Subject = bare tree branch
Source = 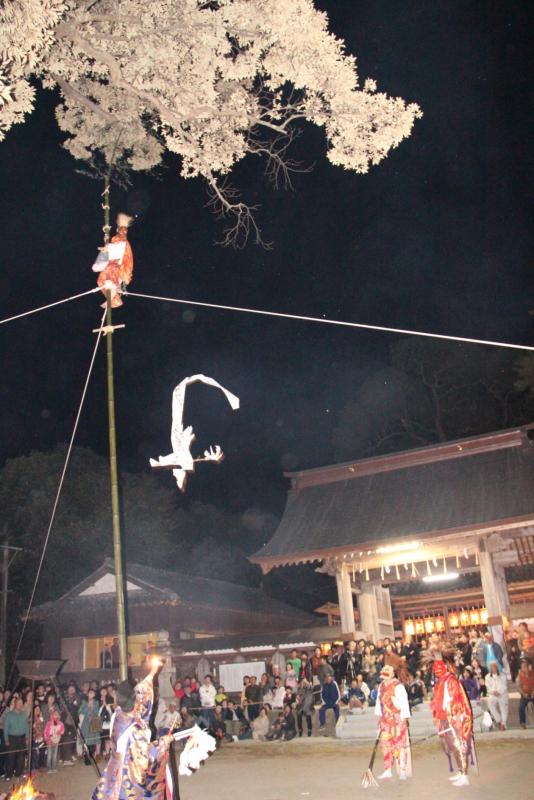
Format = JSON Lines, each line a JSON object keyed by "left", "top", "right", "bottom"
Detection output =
{"left": 54, "top": 77, "right": 117, "bottom": 123}
{"left": 248, "top": 128, "right": 312, "bottom": 191}
{"left": 206, "top": 177, "right": 271, "bottom": 249}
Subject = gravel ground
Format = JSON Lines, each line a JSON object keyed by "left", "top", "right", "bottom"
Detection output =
{"left": 8, "top": 736, "right": 532, "bottom": 800}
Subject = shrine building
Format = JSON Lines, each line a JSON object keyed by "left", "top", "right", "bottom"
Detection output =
{"left": 250, "top": 425, "right": 534, "bottom": 651}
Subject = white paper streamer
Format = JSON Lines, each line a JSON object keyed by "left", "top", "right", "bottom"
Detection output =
{"left": 150, "top": 374, "right": 239, "bottom": 491}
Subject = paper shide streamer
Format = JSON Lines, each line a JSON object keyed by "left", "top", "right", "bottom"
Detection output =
{"left": 150, "top": 374, "right": 239, "bottom": 491}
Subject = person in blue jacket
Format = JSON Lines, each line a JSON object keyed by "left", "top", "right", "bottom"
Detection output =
{"left": 318, "top": 674, "right": 341, "bottom": 731}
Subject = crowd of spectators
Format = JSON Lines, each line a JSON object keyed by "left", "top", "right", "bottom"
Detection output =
{"left": 0, "top": 621, "right": 532, "bottom": 774}
{"left": 160, "top": 622, "right": 534, "bottom": 746}
{"left": 0, "top": 679, "right": 116, "bottom": 781}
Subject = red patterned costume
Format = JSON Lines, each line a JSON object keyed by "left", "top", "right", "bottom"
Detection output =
{"left": 94, "top": 213, "right": 134, "bottom": 308}
{"left": 374, "top": 661, "right": 412, "bottom": 780}
{"left": 430, "top": 658, "right": 474, "bottom": 786}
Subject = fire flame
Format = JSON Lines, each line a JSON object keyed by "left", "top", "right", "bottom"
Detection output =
{"left": 9, "top": 778, "right": 39, "bottom": 799}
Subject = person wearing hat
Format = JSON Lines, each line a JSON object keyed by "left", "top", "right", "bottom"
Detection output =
{"left": 91, "top": 657, "right": 177, "bottom": 799}
{"left": 93, "top": 212, "right": 134, "bottom": 308}
{"left": 374, "top": 655, "right": 411, "bottom": 781}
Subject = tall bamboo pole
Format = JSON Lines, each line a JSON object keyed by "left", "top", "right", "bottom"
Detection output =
{"left": 102, "top": 174, "right": 128, "bottom": 682}
{"left": 0, "top": 543, "right": 9, "bottom": 687}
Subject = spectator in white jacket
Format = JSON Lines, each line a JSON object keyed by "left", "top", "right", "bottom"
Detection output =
{"left": 199, "top": 675, "right": 217, "bottom": 727}
{"left": 271, "top": 677, "right": 287, "bottom": 709}
{"left": 486, "top": 661, "right": 509, "bottom": 730}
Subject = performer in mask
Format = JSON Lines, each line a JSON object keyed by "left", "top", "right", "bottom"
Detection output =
{"left": 91, "top": 658, "right": 214, "bottom": 800}
{"left": 428, "top": 641, "right": 475, "bottom": 788}
{"left": 92, "top": 213, "right": 134, "bottom": 309}
{"left": 374, "top": 654, "right": 412, "bottom": 781}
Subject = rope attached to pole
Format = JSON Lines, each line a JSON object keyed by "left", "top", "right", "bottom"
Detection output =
{"left": 126, "top": 290, "right": 534, "bottom": 354}
{"left": 0, "top": 288, "right": 101, "bottom": 326}
{"left": 5, "top": 309, "right": 107, "bottom": 688}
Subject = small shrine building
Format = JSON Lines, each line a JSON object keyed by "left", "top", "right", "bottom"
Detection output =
{"left": 250, "top": 425, "right": 534, "bottom": 654}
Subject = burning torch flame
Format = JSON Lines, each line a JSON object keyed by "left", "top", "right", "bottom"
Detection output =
{"left": 9, "top": 778, "right": 39, "bottom": 799}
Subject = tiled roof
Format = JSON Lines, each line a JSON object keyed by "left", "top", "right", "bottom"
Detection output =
{"left": 30, "top": 559, "right": 316, "bottom": 624}
{"left": 251, "top": 427, "right": 534, "bottom": 568}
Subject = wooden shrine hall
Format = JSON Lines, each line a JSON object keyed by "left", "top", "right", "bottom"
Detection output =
{"left": 250, "top": 425, "right": 534, "bottom": 651}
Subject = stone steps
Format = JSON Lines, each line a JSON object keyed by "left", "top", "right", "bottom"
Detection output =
{"left": 336, "top": 701, "right": 489, "bottom": 740}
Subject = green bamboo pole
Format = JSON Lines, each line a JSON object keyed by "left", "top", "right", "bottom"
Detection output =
{"left": 102, "top": 173, "right": 128, "bottom": 682}
{"left": 105, "top": 290, "right": 128, "bottom": 682}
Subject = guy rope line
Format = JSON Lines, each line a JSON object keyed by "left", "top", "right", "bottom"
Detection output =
{"left": 126, "top": 290, "right": 534, "bottom": 353}
{"left": 0, "top": 287, "right": 101, "bottom": 326}
{"left": 5, "top": 309, "right": 107, "bottom": 688}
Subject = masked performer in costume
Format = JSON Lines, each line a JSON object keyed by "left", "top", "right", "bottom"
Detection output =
{"left": 92, "top": 213, "right": 134, "bottom": 309}
{"left": 91, "top": 658, "right": 214, "bottom": 800}
{"left": 374, "top": 654, "right": 412, "bottom": 781}
{"left": 428, "top": 641, "right": 474, "bottom": 788}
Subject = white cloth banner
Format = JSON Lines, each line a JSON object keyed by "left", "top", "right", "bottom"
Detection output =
{"left": 218, "top": 661, "right": 266, "bottom": 693}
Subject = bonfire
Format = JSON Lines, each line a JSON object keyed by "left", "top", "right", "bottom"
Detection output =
{"left": 0, "top": 778, "right": 55, "bottom": 800}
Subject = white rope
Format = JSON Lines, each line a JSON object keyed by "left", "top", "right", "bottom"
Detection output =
{"left": 0, "top": 287, "right": 101, "bottom": 326}
{"left": 126, "top": 291, "right": 534, "bottom": 353}
{"left": 6, "top": 309, "right": 107, "bottom": 687}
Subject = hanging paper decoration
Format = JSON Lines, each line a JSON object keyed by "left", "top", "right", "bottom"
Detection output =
{"left": 456, "top": 553, "right": 460, "bottom": 569}
{"left": 380, "top": 565, "right": 384, "bottom": 580}
{"left": 411, "top": 562, "right": 419, "bottom": 578}
{"left": 365, "top": 567, "right": 370, "bottom": 581}
{"left": 443, "top": 555, "right": 447, "bottom": 573}
{"left": 475, "top": 551, "right": 479, "bottom": 565}
{"left": 150, "top": 374, "right": 239, "bottom": 491}
{"left": 426, "top": 560, "right": 431, "bottom": 576}
{"left": 395, "top": 564, "right": 400, "bottom": 580}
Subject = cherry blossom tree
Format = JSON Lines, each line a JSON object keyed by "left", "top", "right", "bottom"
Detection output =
{"left": 1, "top": 0, "right": 421, "bottom": 245}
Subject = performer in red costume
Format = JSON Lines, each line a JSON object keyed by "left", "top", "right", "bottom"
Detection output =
{"left": 92, "top": 213, "right": 134, "bottom": 308}
{"left": 428, "top": 641, "right": 475, "bottom": 788}
{"left": 374, "top": 654, "right": 412, "bottom": 781}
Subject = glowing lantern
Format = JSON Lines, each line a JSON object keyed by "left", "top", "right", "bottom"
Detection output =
{"left": 424, "top": 617, "right": 435, "bottom": 634}
{"left": 459, "top": 610, "right": 470, "bottom": 627}
{"left": 415, "top": 619, "right": 425, "bottom": 635}
{"left": 404, "top": 619, "right": 415, "bottom": 637}
{"left": 435, "top": 617, "right": 445, "bottom": 633}
{"left": 470, "top": 609, "right": 480, "bottom": 625}
{"left": 449, "top": 612, "right": 459, "bottom": 628}
{"left": 480, "top": 608, "right": 488, "bottom": 625}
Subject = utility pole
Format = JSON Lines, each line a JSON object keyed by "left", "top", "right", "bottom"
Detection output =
{"left": 0, "top": 541, "right": 23, "bottom": 687}
{"left": 102, "top": 174, "right": 128, "bottom": 683}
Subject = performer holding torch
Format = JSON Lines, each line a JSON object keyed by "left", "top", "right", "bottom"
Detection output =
{"left": 91, "top": 656, "right": 214, "bottom": 800}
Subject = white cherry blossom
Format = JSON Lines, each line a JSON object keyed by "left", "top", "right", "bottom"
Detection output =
{"left": 1, "top": 0, "right": 422, "bottom": 245}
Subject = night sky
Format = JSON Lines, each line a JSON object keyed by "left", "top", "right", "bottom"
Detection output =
{"left": 0, "top": 0, "right": 532, "bottom": 524}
